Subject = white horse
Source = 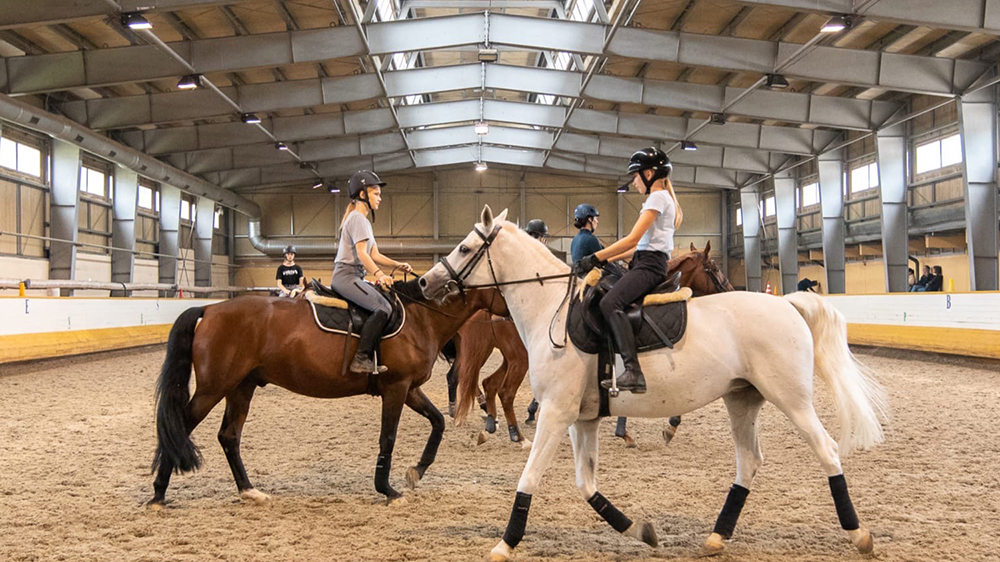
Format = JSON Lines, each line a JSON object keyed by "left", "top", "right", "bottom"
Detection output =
{"left": 418, "top": 206, "right": 889, "bottom": 561}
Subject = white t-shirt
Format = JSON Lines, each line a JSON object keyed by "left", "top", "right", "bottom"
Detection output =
{"left": 336, "top": 210, "right": 377, "bottom": 265}
{"left": 636, "top": 190, "right": 675, "bottom": 255}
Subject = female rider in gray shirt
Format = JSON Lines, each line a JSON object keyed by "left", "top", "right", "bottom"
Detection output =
{"left": 332, "top": 170, "right": 412, "bottom": 374}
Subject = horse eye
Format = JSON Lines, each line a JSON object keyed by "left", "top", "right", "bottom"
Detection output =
{"left": 459, "top": 245, "right": 470, "bottom": 255}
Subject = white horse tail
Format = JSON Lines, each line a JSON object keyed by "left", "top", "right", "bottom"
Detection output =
{"left": 783, "top": 292, "right": 889, "bottom": 454}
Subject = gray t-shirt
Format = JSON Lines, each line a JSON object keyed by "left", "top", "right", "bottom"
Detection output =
{"left": 636, "top": 190, "right": 676, "bottom": 255}
{"left": 335, "top": 210, "right": 377, "bottom": 266}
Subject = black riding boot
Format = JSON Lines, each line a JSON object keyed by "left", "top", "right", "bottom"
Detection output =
{"left": 350, "top": 309, "right": 389, "bottom": 374}
{"left": 602, "top": 309, "right": 646, "bottom": 394}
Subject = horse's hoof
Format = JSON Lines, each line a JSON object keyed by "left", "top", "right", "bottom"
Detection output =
{"left": 625, "top": 521, "right": 658, "bottom": 547}
{"left": 405, "top": 467, "right": 421, "bottom": 490}
{"left": 623, "top": 434, "right": 638, "bottom": 449}
{"left": 240, "top": 489, "right": 270, "bottom": 504}
{"left": 698, "top": 533, "right": 725, "bottom": 557}
{"left": 849, "top": 528, "right": 874, "bottom": 556}
{"left": 477, "top": 430, "right": 489, "bottom": 446}
{"left": 520, "top": 439, "right": 533, "bottom": 451}
{"left": 489, "top": 540, "right": 513, "bottom": 562}
{"left": 448, "top": 401, "right": 455, "bottom": 418}
{"left": 662, "top": 425, "right": 677, "bottom": 446}
{"left": 145, "top": 499, "right": 164, "bottom": 511}
{"left": 387, "top": 494, "right": 407, "bottom": 506}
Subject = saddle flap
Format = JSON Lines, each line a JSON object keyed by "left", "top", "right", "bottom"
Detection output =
{"left": 307, "top": 286, "right": 406, "bottom": 340}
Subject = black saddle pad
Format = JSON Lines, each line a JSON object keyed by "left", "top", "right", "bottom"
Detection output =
{"left": 307, "top": 280, "right": 405, "bottom": 339}
{"left": 567, "top": 268, "right": 687, "bottom": 354}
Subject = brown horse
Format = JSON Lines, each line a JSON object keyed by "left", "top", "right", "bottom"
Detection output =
{"left": 148, "top": 280, "right": 506, "bottom": 507}
{"left": 450, "top": 241, "right": 734, "bottom": 447}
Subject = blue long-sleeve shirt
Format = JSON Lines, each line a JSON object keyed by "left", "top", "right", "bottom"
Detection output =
{"left": 571, "top": 228, "right": 603, "bottom": 262}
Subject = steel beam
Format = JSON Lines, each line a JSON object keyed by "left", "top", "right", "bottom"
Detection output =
{"left": 736, "top": 0, "right": 1000, "bottom": 35}
{"left": 194, "top": 197, "right": 215, "bottom": 287}
{"left": 49, "top": 139, "right": 81, "bottom": 294}
{"left": 61, "top": 64, "right": 899, "bottom": 132}
{"left": 0, "top": 0, "right": 240, "bottom": 30}
{"left": 740, "top": 188, "right": 762, "bottom": 292}
{"left": 6, "top": 11, "right": 984, "bottom": 96}
{"left": 875, "top": 123, "right": 909, "bottom": 292}
{"left": 111, "top": 166, "right": 139, "bottom": 296}
{"left": 817, "top": 150, "right": 846, "bottom": 293}
{"left": 959, "top": 84, "right": 999, "bottom": 290}
{"left": 159, "top": 185, "right": 181, "bottom": 297}
{"left": 773, "top": 171, "right": 798, "bottom": 294}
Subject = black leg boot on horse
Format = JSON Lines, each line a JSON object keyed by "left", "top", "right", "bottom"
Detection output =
{"left": 602, "top": 309, "right": 646, "bottom": 394}
{"left": 350, "top": 309, "right": 390, "bottom": 374}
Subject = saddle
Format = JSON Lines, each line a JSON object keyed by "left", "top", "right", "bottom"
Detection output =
{"left": 305, "top": 279, "right": 405, "bottom": 340}
{"left": 567, "top": 268, "right": 689, "bottom": 355}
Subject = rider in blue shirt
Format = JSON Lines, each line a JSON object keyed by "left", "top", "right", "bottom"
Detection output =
{"left": 570, "top": 204, "right": 602, "bottom": 263}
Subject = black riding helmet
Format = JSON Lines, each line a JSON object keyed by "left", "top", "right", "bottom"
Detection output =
{"left": 627, "top": 147, "right": 673, "bottom": 192}
{"left": 573, "top": 203, "right": 599, "bottom": 229}
{"left": 525, "top": 219, "right": 548, "bottom": 239}
{"left": 348, "top": 169, "right": 386, "bottom": 223}
{"left": 283, "top": 245, "right": 296, "bottom": 256}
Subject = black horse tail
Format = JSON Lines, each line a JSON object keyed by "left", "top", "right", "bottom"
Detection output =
{"left": 152, "top": 306, "right": 206, "bottom": 474}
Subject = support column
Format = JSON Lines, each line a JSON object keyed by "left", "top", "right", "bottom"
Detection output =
{"left": 720, "top": 192, "right": 729, "bottom": 277}
{"left": 818, "top": 151, "right": 846, "bottom": 294}
{"left": 959, "top": 86, "right": 999, "bottom": 291}
{"left": 740, "top": 188, "right": 762, "bottom": 292}
{"left": 433, "top": 179, "right": 440, "bottom": 263}
{"left": 159, "top": 185, "right": 181, "bottom": 297}
{"left": 49, "top": 140, "right": 81, "bottom": 295}
{"left": 111, "top": 167, "right": 138, "bottom": 296}
{"left": 773, "top": 172, "right": 798, "bottom": 295}
{"left": 194, "top": 198, "right": 215, "bottom": 288}
{"left": 876, "top": 123, "right": 909, "bottom": 293}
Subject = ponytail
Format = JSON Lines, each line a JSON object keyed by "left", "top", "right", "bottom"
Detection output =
{"left": 340, "top": 200, "right": 361, "bottom": 229}
{"left": 664, "top": 178, "right": 683, "bottom": 229}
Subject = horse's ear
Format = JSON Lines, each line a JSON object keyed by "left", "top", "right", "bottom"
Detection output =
{"left": 704, "top": 239, "right": 711, "bottom": 255}
{"left": 690, "top": 242, "right": 697, "bottom": 252}
{"left": 496, "top": 208, "right": 509, "bottom": 224}
{"left": 481, "top": 205, "right": 494, "bottom": 229}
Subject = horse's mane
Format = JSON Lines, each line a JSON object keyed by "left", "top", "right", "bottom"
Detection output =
{"left": 392, "top": 278, "right": 427, "bottom": 303}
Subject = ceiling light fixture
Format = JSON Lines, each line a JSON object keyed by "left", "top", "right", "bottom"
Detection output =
{"left": 274, "top": 141, "right": 288, "bottom": 150}
{"left": 474, "top": 121, "right": 490, "bottom": 135}
{"left": 475, "top": 161, "right": 488, "bottom": 172}
{"left": 617, "top": 183, "right": 629, "bottom": 193}
{"left": 478, "top": 48, "right": 499, "bottom": 63}
{"left": 765, "top": 73, "right": 790, "bottom": 90}
{"left": 821, "top": 15, "right": 850, "bottom": 33}
{"left": 176, "top": 74, "right": 202, "bottom": 90}
{"left": 681, "top": 141, "right": 698, "bottom": 151}
{"left": 121, "top": 12, "right": 152, "bottom": 30}
{"left": 312, "top": 180, "right": 324, "bottom": 189}
{"left": 328, "top": 184, "right": 340, "bottom": 193}
{"left": 240, "top": 113, "right": 261, "bottom": 124}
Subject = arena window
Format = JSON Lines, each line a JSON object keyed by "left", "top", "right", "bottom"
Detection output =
{"left": 850, "top": 162, "right": 878, "bottom": 194}
{"left": 763, "top": 196, "right": 775, "bottom": 218}
{"left": 735, "top": 207, "right": 742, "bottom": 227}
{"left": 800, "top": 182, "right": 820, "bottom": 207}
{"left": 915, "top": 133, "right": 962, "bottom": 174}
{"left": 0, "top": 128, "right": 45, "bottom": 179}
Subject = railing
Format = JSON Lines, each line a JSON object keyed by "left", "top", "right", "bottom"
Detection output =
{"left": 0, "top": 278, "right": 271, "bottom": 296}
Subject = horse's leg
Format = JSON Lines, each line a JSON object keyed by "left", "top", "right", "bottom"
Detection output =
{"left": 402, "top": 386, "right": 445, "bottom": 490}
{"left": 445, "top": 359, "right": 458, "bottom": 418}
{"left": 701, "top": 389, "right": 765, "bottom": 556}
{"left": 571, "top": 419, "right": 657, "bottom": 546}
{"left": 614, "top": 417, "right": 637, "bottom": 448}
{"left": 776, "top": 400, "right": 874, "bottom": 555}
{"left": 663, "top": 416, "right": 681, "bottom": 446}
{"left": 489, "top": 400, "right": 579, "bottom": 562}
{"left": 217, "top": 378, "right": 268, "bottom": 504}
{"left": 482, "top": 360, "right": 506, "bottom": 435}
{"left": 525, "top": 398, "right": 538, "bottom": 424}
{"left": 497, "top": 356, "right": 530, "bottom": 449}
{"left": 375, "top": 383, "right": 410, "bottom": 503}
{"left": 148, "top": 390, "right": 224, "bottom": 508}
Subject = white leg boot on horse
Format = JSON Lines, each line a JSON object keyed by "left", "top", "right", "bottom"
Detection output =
{"left": 419, "top": 207, "right": 888, "bottom": 561}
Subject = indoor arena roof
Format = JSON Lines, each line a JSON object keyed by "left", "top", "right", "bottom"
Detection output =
{"left": 2, "top": 0, "right": 999, "bottom": 191}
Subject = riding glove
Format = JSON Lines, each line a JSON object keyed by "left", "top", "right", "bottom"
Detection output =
{"left": 574, "top": 253, "right": 606, "bottom": 275}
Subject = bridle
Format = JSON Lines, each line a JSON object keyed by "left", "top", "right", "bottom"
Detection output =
{"left": 436, "top": 223, "right": 576, "bottom": 348}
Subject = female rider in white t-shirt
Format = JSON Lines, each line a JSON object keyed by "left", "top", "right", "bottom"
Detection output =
{"left": 574, "top": 148, "right": 683, "bottom": 394}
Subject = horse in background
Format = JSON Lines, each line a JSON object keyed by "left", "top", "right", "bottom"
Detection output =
{"left": 449, "top": 241, "right": 734, "bottom": 448}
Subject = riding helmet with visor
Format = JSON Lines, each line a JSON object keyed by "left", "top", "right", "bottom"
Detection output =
{"left": 627, "top": 147, "right": 673, "bottom": 192}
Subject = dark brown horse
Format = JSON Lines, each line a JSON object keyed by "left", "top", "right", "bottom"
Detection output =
{"left": 148, "top": 280, "right": 506, "bottom": 507}
{"left": 450, "top": 241, "right": 734, "bottom": 447}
